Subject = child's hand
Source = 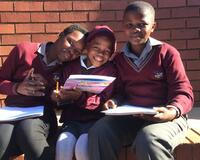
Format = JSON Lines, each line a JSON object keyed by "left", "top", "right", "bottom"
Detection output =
{"left": 103, "top": 99, "right": 117, "bottom": 110}
{"left": 31, "top": 73, "right": 48, "bottom": 86}
{"left": 136, "top": 106, "right": 177, "bottom": 122}
{"left": 51, "top": 90, "right": 60, "bottom": 102}
{"left": 16, "top": 68, "right": 46, "bottom": 96}
{"left": 59, "top": 86, "right": 82, "bottom": 101}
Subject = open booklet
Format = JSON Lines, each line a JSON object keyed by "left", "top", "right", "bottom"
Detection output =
{"left": 63, "top": 75, "right": 116, "bottom": 94}
{"left": 101, "top": 105, "right": 157, "bottom": 115}
{"left": 0, "top": 105, "right": 44, "bottom": 122}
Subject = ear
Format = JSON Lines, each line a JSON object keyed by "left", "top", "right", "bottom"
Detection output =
{"left": 151, "top": 22, "right": 157, "bottom": 33}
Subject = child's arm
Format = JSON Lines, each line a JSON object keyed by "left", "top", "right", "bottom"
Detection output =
{"left": 163, "top": 45, "right": 194, "bottom": 115}
{"left": 140, "top": 45, "right": 194, "bottom": 122}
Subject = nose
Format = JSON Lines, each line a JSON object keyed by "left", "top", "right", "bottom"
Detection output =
{"left": 131, "top": 25, "right": 141, "bottom": 32}
{"left": 96, "top": 51, "right": 106, "bottom": 58}
{"left": 126, "top": 24, "right": 142, "bottom": 32}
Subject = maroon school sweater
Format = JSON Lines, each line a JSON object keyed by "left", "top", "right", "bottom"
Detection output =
{"left": 59, "top": 58, "right": 117, "bottom": 122}
{"left": 114, "top": 42, "right": 193, "bottom": 115}
{"left": 0, "top": 42, "right": 62, "bottom": 107}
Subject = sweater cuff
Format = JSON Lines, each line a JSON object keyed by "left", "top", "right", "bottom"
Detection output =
{"left": 170, "top": 102, "right": 184, "bottom": 115}
{"left": 110, "top": 98, "right": 118, "bottom": 106}
{"left": 166, "top": 105, "right": 181, "bottom": 118}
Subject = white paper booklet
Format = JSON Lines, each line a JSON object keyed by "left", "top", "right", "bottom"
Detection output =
{"left": 63, "top": 75, "right": 116, "bottom": 94}
{"left": 0, "top": 105, "right": 44, "bottom": 122}
{"left": 101, "top": 105, "right": 157, "bottom": 115}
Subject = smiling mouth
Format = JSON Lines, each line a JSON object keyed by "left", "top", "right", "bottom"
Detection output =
{"left": 94, "top": 56, "right": 104, "bottom": 62}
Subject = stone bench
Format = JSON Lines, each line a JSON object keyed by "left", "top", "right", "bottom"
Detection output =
{"left": 56, "top": 108, "right": 200, "bottom": 160}
{"left": 118, "top": 123, "right": 200, "bottom": 160}
{"left": 1, "top": 95, "right": 199, "bottom": 160}
{"left": 118, "top": 108, "right": 200, "bottom": 160}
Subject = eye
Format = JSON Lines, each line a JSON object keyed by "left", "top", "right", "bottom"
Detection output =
{"left": 137, "top": 23, "right": 147, "bottom": 29}
{"left": 104, "top": 50, "right": 111, "bottom": 56}
{"left": 92, "top": 46, "right": 99, "bottom": 51}
{"left": 68, "top": 40, "right": 73, "bottom": 45}
{"left": 124, "top": 23, "right": 148, "bottom": 29}
{"left": 66, "top": 38, "right": 74, "bottom": 46}
{"left": 125, "top": 23, "right": 134, "bottom": 29}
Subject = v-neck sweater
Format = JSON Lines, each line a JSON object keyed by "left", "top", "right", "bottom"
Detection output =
{"left": 0, "top": 42, "right": 62, "bottom": 107}
{"left": 113, "top": 42, "right": 193, "bottom": 115}
{"left": 59, "top": 58, "right": 117, "bottom": 122}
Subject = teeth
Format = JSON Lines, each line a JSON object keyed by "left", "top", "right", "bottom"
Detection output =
{"left": 95, "top": 57, "right": 103, "bottom": 62}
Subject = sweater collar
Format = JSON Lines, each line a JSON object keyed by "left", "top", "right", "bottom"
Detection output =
{"left": 122, "top": 37, "right": 162, "bottom": 67}
{"left": 80, "top": 55, "right": 96, "bottom": 70}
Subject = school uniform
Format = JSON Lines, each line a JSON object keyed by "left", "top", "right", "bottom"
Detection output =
{"left": 0, "top": 42, "right": 60, "bottom": 159}
{"left": 88, "top": 38, "right": 194, "bottom": 160}
{"left": 59, "top": 55, "right": 117, "bottom": 137}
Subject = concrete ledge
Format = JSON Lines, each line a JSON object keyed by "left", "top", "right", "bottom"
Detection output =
{"left": 188, "top": 107, "right": 200, "bottom": 130}
{"left": 118, "top": 107, "right": 200, "bottom": 160}
{"left": 4, "top": 100, "right": 200, "bottom": 160}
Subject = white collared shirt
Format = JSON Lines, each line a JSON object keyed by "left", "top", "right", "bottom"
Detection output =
{"left": 122, "top": 37, "right": 162, "bottom": 67}
{"left": 80, "top": 55, "right": 96, "bottom": 70}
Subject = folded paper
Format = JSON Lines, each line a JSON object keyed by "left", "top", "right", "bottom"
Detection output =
{"left": 0, "top": 105, "right": 44, "bottom": 122}
{"left": 102, "top": 105, "right": 156, "bottom": 115}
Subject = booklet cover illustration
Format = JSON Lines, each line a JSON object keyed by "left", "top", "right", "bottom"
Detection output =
{"left": 63, "top": 75, "right": 116, "bottom": 94}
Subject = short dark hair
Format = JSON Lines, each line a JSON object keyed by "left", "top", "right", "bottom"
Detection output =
{"left": 59, "top": 24, "right": 88, "bottom": 37}
{"left": 124, "top": 1, "right": 155, "bottom": 22}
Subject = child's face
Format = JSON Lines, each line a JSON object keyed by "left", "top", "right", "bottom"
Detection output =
{"left": 86, "top": 36, "right": 112, "bottom": 67}
{"left": 123, "top": 11, "right": 156, "bottom": 46}
{"left": 56, "top": 31, "right": 84, "bottom": 62}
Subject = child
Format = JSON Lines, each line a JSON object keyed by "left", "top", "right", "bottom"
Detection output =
{"left": 52, "top": 25, "right": 117, "bottom": 160}
{"left": 0, "top": 24, "right": 87, "bottom": 160}
{"left": 88, "top": 1, "right": 194, "bottom": 160}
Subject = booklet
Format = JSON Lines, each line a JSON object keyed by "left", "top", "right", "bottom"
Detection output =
{"left": 0, "top": 105, "right": 44, "bottom": 122}
{"left": 101, "top": 105, "right": 157, "bottom": 115}
{"left": 63, "top": 75, "right": 116, "bottom": 94}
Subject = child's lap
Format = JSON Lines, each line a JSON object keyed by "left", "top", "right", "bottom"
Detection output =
{"left": 60, "top": 120, "right": 96, "bottom": 138}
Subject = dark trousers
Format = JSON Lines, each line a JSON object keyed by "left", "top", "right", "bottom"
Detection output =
{"left": 0, "top": 115, "right": 56, "bottom": 160}
{"left": 88, "top": 115, "right": 188, "bottom": 160}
